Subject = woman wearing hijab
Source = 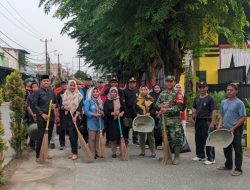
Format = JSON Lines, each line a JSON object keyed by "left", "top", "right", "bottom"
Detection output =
{"left": 136, "top": 86, "right": 156, "bottom": 158}
{"left": 104, "top": 87, "right": 126, "bottom": 158}
{"left": 149, "top": 84, "right": 161, "bottom": 102}
{"left": 84, "top": 87, "right": 104, "bottom": 158}
{"left": 62, "top": 80, "right": 83, "bottom": 160}
{"left": 175, "top": 83, "right": 187, "bottom": 135}
{"left": 149, "top": 84, "right": 162, "bottom": 148}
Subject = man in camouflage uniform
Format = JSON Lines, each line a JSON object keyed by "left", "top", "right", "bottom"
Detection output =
{"left": 156, "top": 75, "right": 184, "bottom": 165}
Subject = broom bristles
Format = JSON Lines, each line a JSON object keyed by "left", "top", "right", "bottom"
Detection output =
{"left": 120, "top": 138, "right": 129, "bottom": 161}
{"left": 97, "top": 132, "right": 106, "bottom": 158}
{"left": 77, "top": 129, "right": 94, "bottom": 162}
{"left": 39, "top": 132, "right": 48, "bottom": 164}
{"left": 161, "top": 131, "right": 172, "bottom": 165}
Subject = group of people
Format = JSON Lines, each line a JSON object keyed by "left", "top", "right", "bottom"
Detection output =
{"left": 23, "top": 73, "right": 246, "bottom": 176}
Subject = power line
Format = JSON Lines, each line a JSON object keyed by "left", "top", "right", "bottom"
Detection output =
{"left": 0, "top": 9, "right": 40, "bottom": 40}
{"left": 0, "top": 30, "right": 42, "bottom": 54}
{"left": 3, "top": 0, "right": 45, "bottom": 38}
{"left": 0, "top": 1, "right": 42, "bottom": 39}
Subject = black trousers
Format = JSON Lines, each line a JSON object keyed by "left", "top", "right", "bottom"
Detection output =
{"left": 59, "top": 123, "right": 65, "bottom": 147}
{"left": 195, "top": 118, "right": 215, "bottom": 161}
{"left": 223, "top": 126, "right": 243, "bottom": 172}
{"left": 36, "top": 118, "right": 54, "bottom": 158}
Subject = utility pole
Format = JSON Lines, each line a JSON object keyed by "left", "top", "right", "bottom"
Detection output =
{"left": 79, "top": 56, "right": 81, "bottom": 72}
{"left": 40, "top": 38, "right": 52, "bottom": 75}
{"left": 55, "top": 53, "right": 62, "bottom": 79}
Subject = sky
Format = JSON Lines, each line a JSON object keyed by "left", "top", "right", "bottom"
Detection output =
{"left": 0, "top": 0, "right": 90, "bottom": 74}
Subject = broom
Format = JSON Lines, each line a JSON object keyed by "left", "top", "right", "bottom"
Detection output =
{"left": 39, "top": 100, "right": 52, "bottom": 164}
{"left": 117, "top": 116, "right": 129, "bottom": 161}
{"left": 70, "top": 113, "right": 93, "bottom": 162}
{"left": 97, "top": 117, "right": 106, "bottom": 158}
{"left": 161, "top": 115, "right": 172, "bottom": 165}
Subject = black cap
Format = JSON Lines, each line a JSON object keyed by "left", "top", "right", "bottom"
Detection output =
{"left": 110, "top": 77, "right": 118, "bottom": 82}
{"left": 198, "top": 81, "right": 207, "bottom": 87}
{"left": 41, "top": 74, "right": 49, "bottom": 80}
{"left": 129, "top": 77, "right": 136, "bottom": 82}
{"left": 85, "top": 75, "right": 92, "bottom": 80}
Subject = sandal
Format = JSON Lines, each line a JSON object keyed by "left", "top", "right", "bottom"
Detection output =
{"left": 217, "top": 166, "right": 231, "bottom": 170}
{"left": 231, "top": 170, "right": 242, "bottom": 176}
{"left": 139, "top": 153, "right": 145, "bottom": 156}
{"left": 71, "top": 154, "right": 78, "bottom": 160}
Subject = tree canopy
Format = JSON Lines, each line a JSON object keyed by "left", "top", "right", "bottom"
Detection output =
{"left": 39, "top": 0, "right": 250, "bottom": 82}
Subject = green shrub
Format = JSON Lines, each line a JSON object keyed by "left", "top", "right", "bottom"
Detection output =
{"left": 244, "top": 98, "right": 250, "bottom": 117}
{"left": 6, "top": 71, "right": 26, "bottom": 158}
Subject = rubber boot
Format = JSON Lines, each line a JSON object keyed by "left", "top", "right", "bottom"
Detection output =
{"left": 173, "top": 146, "right": 181, "bottom": 165}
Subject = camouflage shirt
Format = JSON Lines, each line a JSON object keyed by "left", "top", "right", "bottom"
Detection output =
{"left": 156, "top": 89, "right": 182, "bottom": 125}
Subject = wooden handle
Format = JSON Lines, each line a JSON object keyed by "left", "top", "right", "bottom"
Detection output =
{"left": 45, "top": 100, "right": 53, "bottom": 130}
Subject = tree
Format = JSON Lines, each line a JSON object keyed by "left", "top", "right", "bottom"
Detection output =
{"left": 0, "top": 88, "right": 7, "bottom": 184}
{"left": 74, "top": 70, "right": 88, "bottom": 81}
{"left": 6, "top": 71, "right": 26, "bottom": 158}
{"left": 39, "top": 0, "right": 250, "bottom": 82}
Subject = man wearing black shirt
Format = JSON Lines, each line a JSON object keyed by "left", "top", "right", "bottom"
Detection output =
{"left": 33, "top": 75, "right": 56, "bottom": 160}
{"left": 104, "top": 77, "right": 124, "bottom": 101}
{"left": 123, "top": 77, "right": 139, "bottom": 145}
{"left": 192, "top": 81, "right": 216, "bottom": 165}
{"left": 56, "top": 81, "right": 67, "bottom": 150}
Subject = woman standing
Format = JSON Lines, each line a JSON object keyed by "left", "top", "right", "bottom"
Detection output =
{"left": 149, "top": 84, "right": 162, "bottom": 102}
{"left": 149, "top": 84, "right": 162, "bottom": 148}
{"left": 104, "top": 87, "right": 125, "bottom": 158}
{"left": 84, "top": 87, "right": 104, "bottom": 158}
{"left": 136, "top": 86, "right": 156, "bottom": 158}
{"left": 62, "top": 80, "right": 83, "bottom": 160}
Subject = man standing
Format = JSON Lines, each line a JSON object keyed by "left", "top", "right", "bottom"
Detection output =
{"left": 26, "top": 82, "right": 39, "bottom": 151}
{"left": 123, "top": 77, "right": 139, "bottom": 145}
{"left": 56, "top": 81, "right": 67, "bottom": 150}
{"left": 81, "top": 75, "right": 93, "bottom": 100}
{"left": 157, "top": 75, "right": 184, "bottom": 165}
{"left": 104, "top": 77, "right": 125, "bottom": 101}
{"left": 192, "top": 81, "right": 217, "bottom": 165}
{"left": 33, "top": 75, "right": 56, "bottom": 161}
{"left": 217, "top": 83, "right": 246, "bottom": 176}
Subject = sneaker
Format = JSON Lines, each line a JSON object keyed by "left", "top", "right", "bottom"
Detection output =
{"left": 192, "top": 157, "right": 206, "bottom": 161}
{"left": 204, "top": 160, "right": 216, "bottom": 165}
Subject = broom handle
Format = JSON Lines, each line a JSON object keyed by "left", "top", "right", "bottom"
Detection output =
{"left": 45, "top": 100, "right": 53, "bottom": 130}
{"left": 99, "top": 117, "right": 102, "bottom": 132}
{"left": 117, "top": 116, "right": 123, "bottom": 138}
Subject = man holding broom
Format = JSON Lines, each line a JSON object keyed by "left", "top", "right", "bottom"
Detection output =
{"left": 157, "top": 75, "right": 184, "bottom": 165}
{"left": 33, "top": 74, "right": 56, "bottom": 162}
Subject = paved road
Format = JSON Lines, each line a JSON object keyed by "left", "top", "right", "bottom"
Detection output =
{"left": 5, "top": 125, "right": 250, "bottom": 190}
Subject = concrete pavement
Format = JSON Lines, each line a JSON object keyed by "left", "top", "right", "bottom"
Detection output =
{"left": 5, "top": 126, "right": 250, "bottom": 190}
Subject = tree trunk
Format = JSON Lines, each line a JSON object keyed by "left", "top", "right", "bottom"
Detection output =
{"left": 153, "top": 32, "right": 184, "bottom": 81}
{"left": 147, "top": 59, "right": 162, "bottom": 87}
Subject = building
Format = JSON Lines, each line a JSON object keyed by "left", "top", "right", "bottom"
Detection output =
{"left": 36, "top": 63, "right": 64, "bottom": 78}
{"left": 0, "top": 47, "right": 29, "bottom": 70}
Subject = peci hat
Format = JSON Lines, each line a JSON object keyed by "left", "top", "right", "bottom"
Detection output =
{"left": 129, "top": 77, "right": 136, "bottom": 82}
{"left": 110, "top": 77, "right": 118, "bottom": 82}
{"left": 41, "top": 74, "right": 50, "bottom": 81}
{"left": 198, "top": 81, "right": 207, "bottom": 88}
{"left": 165, "top": 75, "right": 175, "bottom": 81}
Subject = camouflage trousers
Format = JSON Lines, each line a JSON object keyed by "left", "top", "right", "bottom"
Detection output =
{"left": 165, "top": 123, "right": 183, "bottom": 149}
